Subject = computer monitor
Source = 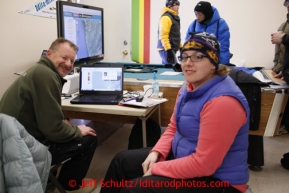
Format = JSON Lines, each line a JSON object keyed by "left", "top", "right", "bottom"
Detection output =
{"left": 56, "top": 1, "right": 104, "bottom": 66}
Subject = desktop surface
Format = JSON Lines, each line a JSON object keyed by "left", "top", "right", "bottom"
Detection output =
{"left": 62, "top": 97, "right": 157, "bottom": 117}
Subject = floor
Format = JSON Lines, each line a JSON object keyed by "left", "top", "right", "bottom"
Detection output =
{"left": 52, "top": 120, "right": 289, "bottom": 193}
{"left": 87, "top": 123, "right": 132, "bottom": 193}
{"left": 247, "top": 134, "right": 289, "bottom": 193}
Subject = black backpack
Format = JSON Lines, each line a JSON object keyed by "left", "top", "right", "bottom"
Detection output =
{"left": 237, "top": 83, "right": 261, "bottom": 131}
{"left": 128, "top": 118, "right": 161, "bottom": 149}
{"left": 228, "top": 68, "right": 264, "bottom": 131}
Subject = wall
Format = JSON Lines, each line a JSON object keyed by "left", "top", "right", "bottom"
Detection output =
{"left": 0, "top": 0, "right": 286, "bottom": 99}
{"left": 0, "top": 1, "right": 57, "bottom": 97}
{"left": 150, "top": 0, "right": 286, "bottom": 67}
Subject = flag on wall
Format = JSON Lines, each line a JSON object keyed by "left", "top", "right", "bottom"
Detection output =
{"left": 131, "top": 0, "right": 151, "bottom": 63}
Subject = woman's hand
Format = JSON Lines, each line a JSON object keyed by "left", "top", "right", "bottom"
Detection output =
{"left": 143, "top": 167, "right": 152, "bottom": 176}
{"left": 142, "top": 151, "right": 159, "bottom": 176}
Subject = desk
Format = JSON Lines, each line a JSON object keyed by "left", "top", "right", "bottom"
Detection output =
{"left": 61, "top": 98, "right": 161, "bottom": 147}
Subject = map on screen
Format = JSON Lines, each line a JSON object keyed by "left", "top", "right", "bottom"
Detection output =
{"left": 63, "top": 5, "right": 103, "bottom": 60}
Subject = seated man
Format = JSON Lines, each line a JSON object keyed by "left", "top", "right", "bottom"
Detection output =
{"left": 0, "top": 38, "right": 98, "bottom": 193}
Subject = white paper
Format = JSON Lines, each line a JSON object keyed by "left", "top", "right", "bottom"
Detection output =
{"left": 269, "top": 84, "right": 289, "bottom": 89}
{"left": 160, "top": 71, "right": 182, "bottom": 76}
{"left": 253, "top": 71, "right": 272, "bottom": 83}
{"left": 120, "top": 97, "right": 167, "bottom": 107}
{"left": 19, "top": 0, "right": 58, "bottom": 19}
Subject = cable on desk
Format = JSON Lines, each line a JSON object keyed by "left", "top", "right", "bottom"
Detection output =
{"left": 144, "top": 88, "right": 154, "bottom": 98}
{"left": 122, "top": 91, "right": 141, "bottom": 102}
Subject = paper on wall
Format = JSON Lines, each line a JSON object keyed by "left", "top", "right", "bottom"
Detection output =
{"left": 18, "top": 0, "right": 61, "bottom": 19}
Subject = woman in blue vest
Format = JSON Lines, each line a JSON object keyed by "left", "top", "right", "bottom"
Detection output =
{"left": 185, "top": 1, "right": 231, "bottom": 65}
{"left": 100, "top": 32, "right": 250, "bottom": 193}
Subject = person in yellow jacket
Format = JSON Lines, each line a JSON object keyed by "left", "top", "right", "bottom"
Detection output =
{"left": 157, "top": 0, "right": 182, "bottom": 64}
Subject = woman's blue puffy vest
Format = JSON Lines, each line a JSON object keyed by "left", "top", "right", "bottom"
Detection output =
{"left": 172, "top": 75, "right": 250, "bottom": 185}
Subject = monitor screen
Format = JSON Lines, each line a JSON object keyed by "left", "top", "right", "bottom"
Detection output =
{"left": 80, "top": 66, "right": 123, "bottom": 92}
{"left": 56, "top": 1, "right": 104, "bottom": 65}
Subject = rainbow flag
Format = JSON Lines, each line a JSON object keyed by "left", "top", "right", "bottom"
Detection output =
{"left": 131, "top": 0, "right": 151, "bottom": 63}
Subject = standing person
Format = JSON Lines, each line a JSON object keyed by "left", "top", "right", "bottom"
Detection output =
{"left": 185, "top": 1, "right": 231, "bottom": 65}
{"left": 272, "top": 0, "right": 289, "bottom": 79}
{"left": 272, "top": 21, "right": 289, "bottom": 171}
{"left": 100, "top": 32, "right": 250, "bottom": 193}
{"left": 0, "top": 38, "right": 98, "bottom": 193}
{"left": 157, "top": 0, "right": 182, "bottom": 64}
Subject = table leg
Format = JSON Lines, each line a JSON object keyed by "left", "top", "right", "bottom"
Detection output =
{"left": 158, "top": 104, "right": 161, "bottom": 126}
{"left": 140, "top": 118, "right": 147, "bottom": 147}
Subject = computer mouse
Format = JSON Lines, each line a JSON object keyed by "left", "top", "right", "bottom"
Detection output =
{"left": 136, "top": 96, "right": 144, "bottom": 102}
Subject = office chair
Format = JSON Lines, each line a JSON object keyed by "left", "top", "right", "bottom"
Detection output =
{"left": 49, "top": 158, "right": 71, "bottom": 193}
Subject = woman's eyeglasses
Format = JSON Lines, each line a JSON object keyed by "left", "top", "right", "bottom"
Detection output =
{"left": 178, "top": 53, "right": 207, "bottom": 63}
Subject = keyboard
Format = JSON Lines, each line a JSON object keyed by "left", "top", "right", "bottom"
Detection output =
{"left": 81, "top": 95, "right": 117, "bottom": 100}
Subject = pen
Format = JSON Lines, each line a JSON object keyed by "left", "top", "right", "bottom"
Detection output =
{"left": 123, "top": 97, "right": 136, "bottom": 102}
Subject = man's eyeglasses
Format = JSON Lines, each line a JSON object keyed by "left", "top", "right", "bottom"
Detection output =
{"left": 173, "top": 2, "right": 180, "bottom": 6}
{"left": 284, "top": 1, "right": 289, "bottom": 6}
{"left": 178, "top": 53, "right": 207, "bottom": 63}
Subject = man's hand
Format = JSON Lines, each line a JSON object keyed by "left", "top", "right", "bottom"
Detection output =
{"left": 78, "top": 125, "right": 97, "bottom": 137}
{"left": 142, "top": 151, "right": 159, "bottom": 176}
{"left": 166, "top": 49, "right": 175, "bottom": 63}
{"left": 274, "top": 71, "right": 284, "bottom": 80}
{"left": 271, "top": 32, "right": 285, "bottom": 44}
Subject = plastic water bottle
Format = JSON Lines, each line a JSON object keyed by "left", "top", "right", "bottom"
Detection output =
{"left": 152, "top": 72, "right": 159, "bottom": 95}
